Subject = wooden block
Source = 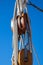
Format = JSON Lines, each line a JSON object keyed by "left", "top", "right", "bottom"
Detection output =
{"left": 18, "top": 49, "right": 32, "bottom": 65}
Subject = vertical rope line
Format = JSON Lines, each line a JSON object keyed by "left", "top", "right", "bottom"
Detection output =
{"left": 32, "top": 44, "right": 41, "bottom": 65}
{"left": 19, "top": 0, "right": 23, "bottom": 12}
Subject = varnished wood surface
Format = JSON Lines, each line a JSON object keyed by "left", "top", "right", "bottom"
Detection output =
{"left": 18, "top": 49, "right": 32, "bottom": 65}
{"left": 17, "top": 13, "right": 29, "bottom": 35}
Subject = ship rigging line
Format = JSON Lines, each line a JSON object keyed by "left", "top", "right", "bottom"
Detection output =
{"left": 32, "top": 44, "right": 41, "bottom": 65}
{"left": 26, "top": 1, "right": 43, "bottom": 12}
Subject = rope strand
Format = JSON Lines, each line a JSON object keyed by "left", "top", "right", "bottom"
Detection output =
{"left": 26, "top": 1, "right": 43, "bottom": 12}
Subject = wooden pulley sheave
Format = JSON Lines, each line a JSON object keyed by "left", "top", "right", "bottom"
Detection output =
{"left": 17, "top": 12, "right": 28, "bottom": 35}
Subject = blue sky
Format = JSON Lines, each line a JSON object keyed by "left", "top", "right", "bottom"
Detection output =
{"left": 0, "top": 0, "right": 43, "bottom": 65}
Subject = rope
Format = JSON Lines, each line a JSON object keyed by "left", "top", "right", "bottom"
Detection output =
{"left": 26, "top": 1, "right": 43, "bottom": 12}
{"left": 32, "top": 44, "right": 41, "bottom": 65}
